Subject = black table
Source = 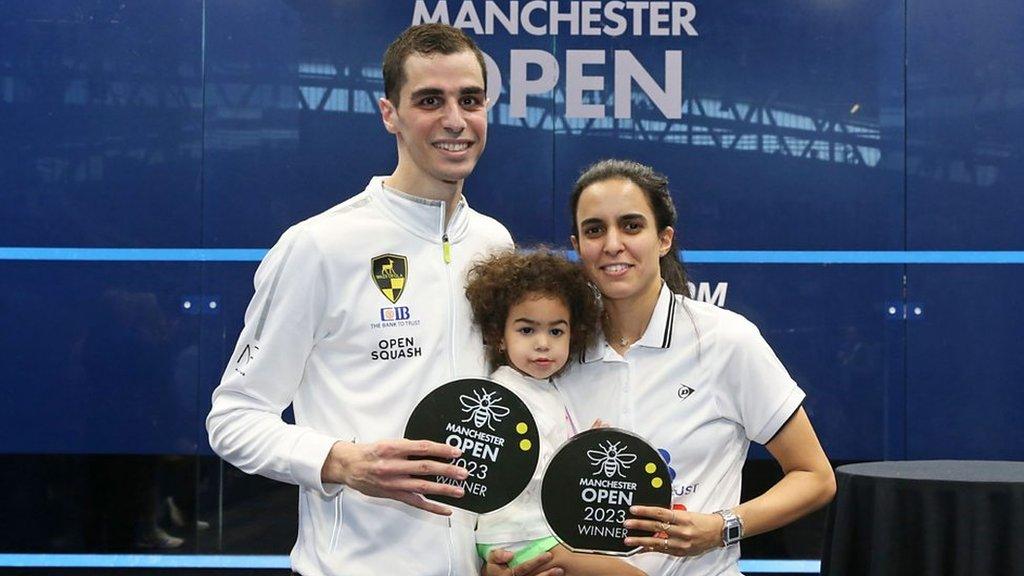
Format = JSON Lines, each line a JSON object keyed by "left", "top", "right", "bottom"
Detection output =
{"left": 821, "top": 460, "right": 1024, "bottom": 576}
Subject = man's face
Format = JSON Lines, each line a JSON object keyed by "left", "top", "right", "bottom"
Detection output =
{"left": 379, "top": 50, "right": 488, "bottom": 190}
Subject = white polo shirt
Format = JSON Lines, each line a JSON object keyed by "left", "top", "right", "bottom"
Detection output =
{"left": 556, "top": 284, "right": 805, "bottom": 576}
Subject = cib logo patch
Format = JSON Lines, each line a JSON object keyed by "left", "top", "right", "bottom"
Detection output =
{"left": 371, "top": 254, "right": 408, "bottom": 303}
{"left": 380, "top": 306, "right": 411, "bottom": 321}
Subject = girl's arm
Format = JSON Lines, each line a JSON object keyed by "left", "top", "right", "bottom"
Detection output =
{"left": 536, "top": 544, "right": 646, "bottom": 576}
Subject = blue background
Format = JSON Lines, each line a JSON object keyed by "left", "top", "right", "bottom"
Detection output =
{"left": 0, "top": 0, "right": 1022, "bottom": 564}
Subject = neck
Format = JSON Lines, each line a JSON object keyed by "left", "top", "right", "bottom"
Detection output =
{"left": 384, "top": 169, "right": 463, "bottom": 226}
{"left": 603, "top": 280, "right": 662, "bottom": 353}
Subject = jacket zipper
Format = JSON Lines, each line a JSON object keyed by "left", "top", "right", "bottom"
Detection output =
{"left": 446, "top": 517, "right": 455, "bottom": 576}
{"left": 442, "top": 200, "right": 465, "bottom": 378}
{"left": 550, "top": 379, "right": 579, "bottom": 437}
{"left": 441, "top": 208, "right": 456, "bottom": 377}
{"left": 441, "top": 203, "right": 457, "bottom": 576}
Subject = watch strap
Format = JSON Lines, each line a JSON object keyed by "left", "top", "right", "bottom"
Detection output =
{"left": 714, "top": 508, "right": 743, "bottom": 547}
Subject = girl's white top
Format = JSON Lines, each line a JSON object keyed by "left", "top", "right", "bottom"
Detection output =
{"left": 476, "top": 365, "right": 574, "bottom": 544}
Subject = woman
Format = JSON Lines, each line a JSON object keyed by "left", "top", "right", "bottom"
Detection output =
{"left": 557, "top": 159, "right": 835, "bottom": 575}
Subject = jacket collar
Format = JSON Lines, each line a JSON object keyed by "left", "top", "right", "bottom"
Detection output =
{"left": 367, "top": 176, "right": 470, "bottom": 243}
{"left": 581, "top": 283, "right": 677, "bottom": 364}
{"left": 492, "top": 365, "right": 549, "bottom": 386}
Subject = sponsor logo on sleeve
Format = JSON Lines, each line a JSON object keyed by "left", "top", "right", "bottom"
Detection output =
{"left": 233, "top": 342, "right": 259, "bottom": 376}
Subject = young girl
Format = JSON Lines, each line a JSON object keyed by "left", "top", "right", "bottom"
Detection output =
{"left": 466, "top": 249, "right": 646, "bottom": 576}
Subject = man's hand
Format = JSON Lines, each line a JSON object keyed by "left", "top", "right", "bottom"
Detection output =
{"left": 482, "top": 549, "right": 563, "bottom": 576}
{"left": 321, "top": 439, "right": 469, "bottom": 515}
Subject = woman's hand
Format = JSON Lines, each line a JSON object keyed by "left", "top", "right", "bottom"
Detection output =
{"left": 622, "top": 506, "right": 723, "bottom": 557}
{"left": 620, "top": 408, "right": 835, "bottom": 558}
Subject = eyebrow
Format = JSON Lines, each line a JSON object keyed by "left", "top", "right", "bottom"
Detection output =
{"left": 408, "top": 86, "right": 485, "bottom": 100}
{"left": 409, "top": 88, "right": 443, "bottom": 100}
{"left": 512, "top": 318, "right": 569, "bottom": 326}
{"left": 579, "top": 213, "right": 647, "bottom": 226}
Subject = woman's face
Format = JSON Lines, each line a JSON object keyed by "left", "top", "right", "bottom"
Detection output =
{"left": 572, "top": 178, "right": 673, "bottom": 304}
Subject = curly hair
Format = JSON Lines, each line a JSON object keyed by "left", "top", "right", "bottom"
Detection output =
{"left": 465, "top": 249, "right": 601, "bottom": 375}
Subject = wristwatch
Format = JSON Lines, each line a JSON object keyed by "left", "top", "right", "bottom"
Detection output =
{"left": 714, "top": 508, "right": 743, "bottom": 547}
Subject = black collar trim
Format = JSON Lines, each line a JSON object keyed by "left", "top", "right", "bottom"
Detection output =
{"left": 661, "top": 292, "right": 676, "bottom": 349}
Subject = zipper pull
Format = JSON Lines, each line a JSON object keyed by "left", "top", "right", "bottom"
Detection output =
{"left": 442, "top": 234, "right": 451, "bottom": 264}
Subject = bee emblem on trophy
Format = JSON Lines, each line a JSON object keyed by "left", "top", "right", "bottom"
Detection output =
{"left": 588, "top": 440, "right": 638, "bottom": 479}
{"left": 459, "top": 389, "right": 511, "bottom": 431}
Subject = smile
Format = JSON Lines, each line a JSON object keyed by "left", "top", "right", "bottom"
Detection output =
{"left": 433, "top": 141, "right": 471, "bottom": 152}
{"left": 600, "top": 263, "right": 633, "bottom": 275}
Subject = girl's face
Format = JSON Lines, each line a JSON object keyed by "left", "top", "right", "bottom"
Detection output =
{"left": 571, "top": 178, "right": 673, "bottom": 305}
{"left": 502, "top": 294, "right": 571, "bottom": 380}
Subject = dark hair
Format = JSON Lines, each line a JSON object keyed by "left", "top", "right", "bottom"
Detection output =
{"left": 382, "top": 23, "right": 487, "bottom": 105}
{"left": 570, "top": 159, "right": 689, "bottom": 296}
{"left": 465, "top": 249, "right": 601, "bottom": 375}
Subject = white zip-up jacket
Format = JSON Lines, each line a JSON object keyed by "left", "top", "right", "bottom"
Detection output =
{"left": 207, "top": 176, "right": 513, "bottom": 576}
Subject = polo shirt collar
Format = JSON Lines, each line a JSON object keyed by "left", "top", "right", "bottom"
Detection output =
{"left": 636, "top": 282, "right": 677, "bottom": 349}
{"left": 580, "top": 283, "right": 677, "bottom": 364}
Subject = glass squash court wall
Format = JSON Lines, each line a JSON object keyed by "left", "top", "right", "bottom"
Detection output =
{"left": 0, "top": 0, "right": 1021, "bottom": 567}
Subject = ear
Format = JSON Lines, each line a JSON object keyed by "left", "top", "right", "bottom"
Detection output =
{"left": 570, "top": 235, "right": 579, "bottom": 253}
{"left": 658, "top": 226, "right": 675, "bottom": 257}
{"left": 379, "top": 97, "right": 399, "bottom": 135}
{"left": 497, "top": 339, "right": 506, "bottom": 352}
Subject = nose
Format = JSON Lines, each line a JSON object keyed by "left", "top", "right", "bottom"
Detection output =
{"left": 535, "top": 334, "right": 550, "bottom": 351}
{"left": 603, "top": 228, "right": 625, "bottom": 255}
{"left": 441, "top": 100, "right": 466, "bottom": 133}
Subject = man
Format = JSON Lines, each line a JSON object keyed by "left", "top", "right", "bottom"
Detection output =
{"left": 207, "top": 24, "right": 559, "bottom": 576}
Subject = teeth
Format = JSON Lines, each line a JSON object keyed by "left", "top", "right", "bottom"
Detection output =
{"left": 604, "top": 264, "right": 630, "bottom": 273}
{"left": 435, "top": 142, "right": 469, "bottom": 152}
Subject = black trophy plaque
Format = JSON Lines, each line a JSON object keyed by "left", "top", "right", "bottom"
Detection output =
{"left": 541, "top": 427, "right": 672, "bottom": 555}
{"left": 404, "top": 378, "right": 540, "bottom": 514}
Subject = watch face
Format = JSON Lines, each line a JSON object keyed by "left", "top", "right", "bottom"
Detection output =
{"left": 727, "top": 525, "right": 742, "bottom": 541}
